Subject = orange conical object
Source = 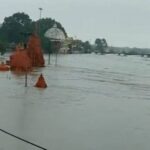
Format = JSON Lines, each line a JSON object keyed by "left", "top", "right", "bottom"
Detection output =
{"left": 35, "top": 74, "right": 47, "bottom": 88}
{"left": 27, "top": 33, "right": 45, "bottom": 67}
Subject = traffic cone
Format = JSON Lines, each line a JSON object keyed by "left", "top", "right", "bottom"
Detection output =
{"left": 35, "top": 74, "right": 47, "bottom": 88}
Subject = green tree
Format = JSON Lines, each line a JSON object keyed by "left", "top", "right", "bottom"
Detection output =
{"left": 102, "top": 39, "right": 108, "bottom": 48}
{"left": 95, "top": 38, "right": 108, "bottom": 54}
{"left": 36, "top": 18, "right": 67, "bottom": 52}
{"left": 0, "top": 12, "right": 32, "bottom": 43}
{"left": 0, "top": 42, "right": 6, "bottom": 55}
{"left": 0, "top": 12, "right": 67, "bottom": 53}
{"left": 82, "top": 41, "right": 91, "bottom": 53}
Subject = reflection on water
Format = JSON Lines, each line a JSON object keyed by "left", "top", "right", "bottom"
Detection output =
{"left": 0, "top": 54, "right": 150, "bottom": 150}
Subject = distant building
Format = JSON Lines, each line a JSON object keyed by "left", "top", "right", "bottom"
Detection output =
{"left": 59, "top": 37, "right": 74, "bottom": 54}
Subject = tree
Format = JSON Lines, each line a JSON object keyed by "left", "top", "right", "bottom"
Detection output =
{"left": 0, "top": 12, "right": 32, "bottom": 43}
{"left": 36, "top": 18, "right": 67, "bottom": 37}
{"left": 102, "top": 39, "right": 108, "bottom": 48}
{"left": 95, "top": 38, "right": 108, "bottom": 54}
{"left": 35, "top": 18, "right": 67, "bottom": 52}
{"left": 0, "top": 12, "right": 67, "bottom": 53}
{"left": 0, "top": 42, "right": 6, "bottom": 55}
{"left": 82, "top": 41, "right": 91, "bottom": 53}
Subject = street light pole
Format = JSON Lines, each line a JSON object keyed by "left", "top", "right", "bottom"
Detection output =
{"left": 48, "top": 40, "right": 51, "bottom": 65}
{"left": 38, "top": 8, "right": 43, "bottom": 35}
{"left": 39, "top": 8, "right": 43, "bottom": 20}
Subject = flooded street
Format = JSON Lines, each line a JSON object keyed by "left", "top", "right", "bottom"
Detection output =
{"left": 1, "top": 54, "right": 150, "bottom": 150}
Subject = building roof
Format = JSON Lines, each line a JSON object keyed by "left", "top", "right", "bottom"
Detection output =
{"left": 44, "top": 24, "right": 66, "bottom": 41}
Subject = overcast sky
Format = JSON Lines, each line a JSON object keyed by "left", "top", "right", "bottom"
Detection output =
{"left": 0, "top": 0, "right": 150, "bottom": 48}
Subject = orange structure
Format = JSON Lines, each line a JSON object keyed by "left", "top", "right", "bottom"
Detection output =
{"left": 10, "top": 48, "right": 32, "bottom": 72}
{"left": 27, "top": 33, "right": 45, "bottom": 67}
{"left": 0, "top": 62, "right": 10, "bottom": 71}
{"left": 34, "top": 74, "right": 47, "bottom": 88}
{"left": 9, "top": 33, "right": 45, "bottom": 72}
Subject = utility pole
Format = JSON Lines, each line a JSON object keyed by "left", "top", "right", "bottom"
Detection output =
{"left": 39, "top": 8, "right": 43, "bottom": 20}
{"left": 0, "top": 129, "right": 47, "bottom": 150}
{"left": 38, "top": 8, "right": 43, "bottom": 35}
{"left": 48, "top": 41, "right": 51, "bottom": 65}
{"left": 25, "top": 71, "right": 28, "bottom": 87}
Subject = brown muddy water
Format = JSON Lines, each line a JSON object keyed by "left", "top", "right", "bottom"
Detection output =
{"left": 0, "top": 54, "right": 150, "bottom": 150}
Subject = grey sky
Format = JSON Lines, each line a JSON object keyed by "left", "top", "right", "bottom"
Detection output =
{"left": 0, "top": 0, "right": 150, "bottom": 48}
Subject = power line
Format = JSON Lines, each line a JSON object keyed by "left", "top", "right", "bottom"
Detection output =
{"left": 0, "top": 129, "right": 47, "bottom": 150}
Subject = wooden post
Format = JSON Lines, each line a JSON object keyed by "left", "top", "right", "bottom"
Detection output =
{"left": 48, "top": 40, "right": 52, "bottom": 65}
{"left": 55, "top": 51, "right": 58, "bottom": 66}
{"left": 55, "top": 41, "right": 61, "bottom": 66}
{"left": 25, "top": 71, "right": 28, "bottom": 87}
{"left": 48, "top": 52, "right": 51, "bottom": 65}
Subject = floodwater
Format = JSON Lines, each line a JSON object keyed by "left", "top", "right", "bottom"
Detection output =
{"left": 0, "top": 54, "right": 150, "bottom": 150}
